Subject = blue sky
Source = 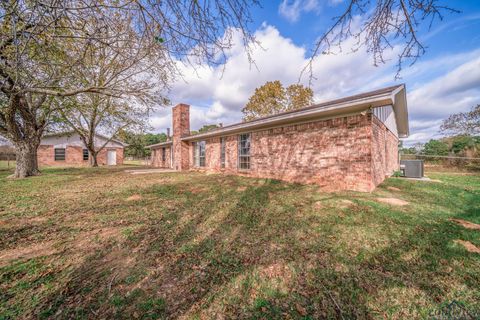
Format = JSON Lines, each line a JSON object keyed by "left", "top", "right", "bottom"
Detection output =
{"left": 151, "top": 1, "right": 480, "bottom": 145}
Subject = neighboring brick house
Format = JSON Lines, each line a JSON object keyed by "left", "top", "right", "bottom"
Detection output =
{"left": 148, "top": 85, "right": 409, "bottom": 192}
{"left": 38, "top": 132, "right": 126, "bottom": 167}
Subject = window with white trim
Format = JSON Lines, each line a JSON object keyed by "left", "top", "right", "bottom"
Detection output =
{"left": 193, "top": 141, "right": 206, "bottom": 167}
{"left": 238, "top": 133, "right": 250, "bottom": 170}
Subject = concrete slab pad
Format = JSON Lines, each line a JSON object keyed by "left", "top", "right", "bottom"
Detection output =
{"left": 125, "top": 169, "right": 177, "bottom": 175}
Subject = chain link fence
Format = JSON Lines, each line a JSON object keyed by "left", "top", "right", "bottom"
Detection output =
{"left": 0, "top": 152, "right": 15, "bottom": 169}
{"left": 400, "top": 153, "right": 480, "bottom": 171}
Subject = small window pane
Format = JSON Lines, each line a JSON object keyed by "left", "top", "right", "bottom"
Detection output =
{"left": 220, "top": 137, "right": 226, "bottom": 168}
{"left": 54, "top": 148, "right": 65, "bottom": 161}
{"left": 238, "top": 133, "right": 250, "bottom": 170}
{"left": 83, "top": 149, "right": 89, "bottom": 161}
{"left": 193, "top": 141, "right": 206, "bottom": 167}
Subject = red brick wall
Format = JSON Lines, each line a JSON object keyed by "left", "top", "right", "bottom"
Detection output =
{"left": 37, "top": 145, "right": 124, "bottom": 166}
{"left": 189, "top": 114, "right": 381, "bottom": 191}
{"left": 151, "top": 146, "right": 172, "bottom": 168}
{"left": 183, "top": 112, "right": 399, "bottom": 192}
{"left": 371, "top": 115, "right": 399, "bottom": 184}
{"left": 189, "top": 135, "right": 238, "bottom": 172}
{"left": 172, "top": 104, "right": 190, "bottom": 170}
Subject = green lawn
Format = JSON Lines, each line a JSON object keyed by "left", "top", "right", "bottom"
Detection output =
{"left": 0, "top": 167, "right": 479, "bottom": 319}
{"left": 0, "top": 160, "right": 15, "bottom": 170}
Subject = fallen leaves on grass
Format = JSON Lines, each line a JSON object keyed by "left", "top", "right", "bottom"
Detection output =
{"left": 376, "top": 197, "right": 409, "bottom": 206}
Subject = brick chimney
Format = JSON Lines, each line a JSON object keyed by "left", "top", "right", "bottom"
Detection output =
{"left": 172, "top": 104, "right": 190, "bottom": 170}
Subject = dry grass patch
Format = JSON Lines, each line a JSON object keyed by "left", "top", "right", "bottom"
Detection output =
{"left": 368, "top": 286, "right": 430, "bottom": 319}
{"left": 0, "top": 241, "right": 58, "bottom": 267}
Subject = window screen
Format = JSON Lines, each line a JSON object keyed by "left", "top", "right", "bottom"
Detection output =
{"left": 238, "top": 133, "right": 250, "bottom": 170}
{"left": 54, "top": 148, "right": 66, "bottom": 161}
{"left": 83, "top": 149, "right": 89, "bottom": 161}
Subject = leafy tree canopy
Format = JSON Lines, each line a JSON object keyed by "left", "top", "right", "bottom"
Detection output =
{"left": 242, "top": 81, "right": 314, "bottom": 121}
{"left": 423, "top": 139, "right": 449, "bottom": 156}
{"left": 119, "top": 131, "right": 167, "bottom": 158}
{"left": 190, "top": 124, "right": 221, "bottom": 136}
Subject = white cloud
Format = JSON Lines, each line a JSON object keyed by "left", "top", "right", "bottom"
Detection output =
{"left": 328, "top": 0, "right": 344, "bottom": 5}
{"left": 402, "top": 54, "right": 480, "bottom": 145}
{"left": 278, "top": 0, "right": 320, "bottom": 23}
{"left": 152, "top": 24, "right": 396, "bottom": 131}
{"left": 149, "top": 24, "right": 480, "bottom": 147}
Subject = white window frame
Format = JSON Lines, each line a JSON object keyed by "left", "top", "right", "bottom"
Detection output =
{"left": 238, "top": 133, "right": 251, "bottom": 170}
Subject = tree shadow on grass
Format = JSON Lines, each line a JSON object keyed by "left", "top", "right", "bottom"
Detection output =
{"left": 4, "top": 175, "right": 479, "bottom": 319}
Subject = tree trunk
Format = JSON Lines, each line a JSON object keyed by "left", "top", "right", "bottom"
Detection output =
{"left": 90, "top": 150, "right": 99, "bottom": 167}
{"left": 13, "top": 140, "right": 40, "bottom": 178}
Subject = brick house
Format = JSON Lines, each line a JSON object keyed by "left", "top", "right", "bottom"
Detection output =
{"left": 38, "top": 132, "right": 126, "bottom": 166}
{"left": 148, "top": 85, "right": 409, "bottom": 192}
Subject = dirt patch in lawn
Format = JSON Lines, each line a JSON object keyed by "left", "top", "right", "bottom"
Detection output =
{"left": 0, "top": 241, "right": 58, "bottom": 267}
{"left": 387, "top": 186, "right": 401, "bottom": 191}
{"left": 376, "top": 197, "right": 409, "bottom": 206}
{"left": 454, "top": 240, "right": 480, "bottom": 253}
{"left": 73, "top": 227, "right": 122, "bottom": 250}
{"left": 313, "top": 201, "right": 323, "bottom": 210}
{"left": 126, "top": 194, "right": 142, "bottom": 201}
{"left": 337, "top": 199, "right": 353, "bottom": 208}
{"left": 450, "top": 219, "right": 480, "bottom": 231}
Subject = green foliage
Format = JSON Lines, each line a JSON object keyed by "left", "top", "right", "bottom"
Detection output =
{"left": 400, "top": 147, "right": 417, "bottom": 154}
{"left": 242, "top": 81, "right": 314, "bottom": 121}
{"left": 190, "top": 124, "right": 220, "bottom": 135}
{"left": 450, "top": 135, "right": 477, "bottom": 154}
{"left": 423, "top": 139, "right": 449, "bottom": 156}
{"left": 392, "top": 170, "right": 402, "bottom": 177}
{"left": 120, "top": 131, "right": 167, "bottom": 157}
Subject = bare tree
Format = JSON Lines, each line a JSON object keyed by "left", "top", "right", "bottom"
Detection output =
{"left": 440, "top": 105, "right": 480, "bottom": 136}
{"left": 0, "top": 0, "right": 257, "bottom": 178}
{"left": 60, "top": 95, "right": 156, "bottom": 167}
{"left": 302, "top": 0, "right": 459, "bottom": 81}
